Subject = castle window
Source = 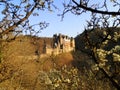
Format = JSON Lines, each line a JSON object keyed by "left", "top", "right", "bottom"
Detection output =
{"left": 60, "top": 44, "right": 63, "bottom": 49}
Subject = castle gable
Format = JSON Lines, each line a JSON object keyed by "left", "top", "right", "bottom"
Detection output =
{"left": 43, "top": 33, "right": 75, "bottom": 55}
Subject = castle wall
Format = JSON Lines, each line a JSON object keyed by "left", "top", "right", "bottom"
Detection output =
{"left": 45, "top": 48, "right": 53, "bottom": 55}
{"left": 43, "top": 33, "right": 75, "bottom": 55}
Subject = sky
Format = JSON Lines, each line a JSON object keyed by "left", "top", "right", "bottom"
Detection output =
{"left": 30, "top": 0, "right": 117, "bottom": 37}
{"left": 0, "top": 0, "right": 118, "bottom": 38}
{"left": 28, "top": 0, "right": 90, "bottom": 37}
{"left": 34, "top": 11, "right": 89, "bottom": 37}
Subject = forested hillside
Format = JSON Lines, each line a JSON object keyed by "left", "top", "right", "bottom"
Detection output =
{"left": 75, "top": 28, "right": 120, "bottom": 53}
{"left": 2, "top": 35, "right": 53, "bottom": 57}
{"left": 75, "top": 27, "right": 120, "bottom": 89}
{"left": 0, "top": 28, "right": 120, "bottom": 89}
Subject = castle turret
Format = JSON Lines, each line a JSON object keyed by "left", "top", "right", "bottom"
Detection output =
{"left": 42, "top": 33, "right": 75, "bottom": 55}
{"left": 71, "top": 37, "right": 75, "bottom": 51}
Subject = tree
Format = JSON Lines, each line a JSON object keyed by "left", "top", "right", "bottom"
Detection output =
{"left": 62, "top": 0, "right": 120, "bottom": 15}
{"left": 0, "top": 0, "right": 120, "bottom": 89}
{"left": 0, "top": 0, "right": 54, "bottom": 62}
{"left": 0, "top": 0, "right": 54, "bottom": 40}
{"left": 63, "top": 0, "right": 120, "bottom": 89}
{"left": 0, "top": 0, "right": 54, "bottom": 86}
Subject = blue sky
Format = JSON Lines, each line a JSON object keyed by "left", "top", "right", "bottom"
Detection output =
{"left": 28, "top": 0, "right": 90, "bottom": 37}
{"left": 31, "top": 0, "right": 118, "bottom": 37}
{"left": 0, "top": 0, "right": 118, "bottom": 37}
{"left": 34, "top": 11, "right": 90, "bottom": 37}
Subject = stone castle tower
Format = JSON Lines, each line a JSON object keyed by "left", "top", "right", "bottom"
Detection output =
{"left": 43, "top": 33, "right": 75, "bottom": 55}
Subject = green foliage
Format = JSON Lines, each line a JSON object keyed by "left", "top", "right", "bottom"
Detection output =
{"left": 36, "top": 64, "right": 116, "bottom": 90}
{"left": 75, "top": 28, "right": 120, "bottom": 89}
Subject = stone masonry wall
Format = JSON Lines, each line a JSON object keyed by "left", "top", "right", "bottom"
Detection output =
{"left": 43, "top": 34, "right": 75, "bottom": 55}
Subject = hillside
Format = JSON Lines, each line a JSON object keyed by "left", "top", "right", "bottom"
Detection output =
{"left": 0, "top": 28, "right": 120, "bottom": 90}
{"left": 75, "top": 28, "right": 120, "bottom": 89}
{"left": 75, "top": 28, "right": 120, "bottom": 52}
{"left": 2, "top": 35, "right": 53, "bottom": 56}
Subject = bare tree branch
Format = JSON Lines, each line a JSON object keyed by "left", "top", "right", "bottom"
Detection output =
{"left": 72, "top": 0, "right": 120, "bottom": 15}
{"left": 1, "top": 3, "right": 37, "bottom": 35}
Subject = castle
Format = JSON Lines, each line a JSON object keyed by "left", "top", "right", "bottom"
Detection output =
{"left": 43, "top": 33, "right": 75, "bottom": 55}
